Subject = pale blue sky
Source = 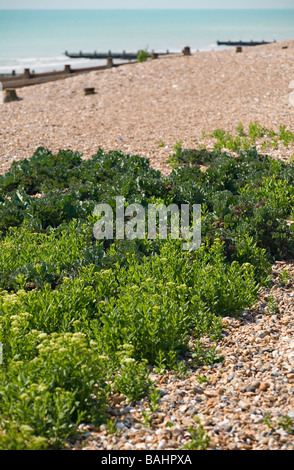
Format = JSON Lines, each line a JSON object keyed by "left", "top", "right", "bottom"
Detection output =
{"left": 0, "top": 0, "right": 293, "bottom": 8}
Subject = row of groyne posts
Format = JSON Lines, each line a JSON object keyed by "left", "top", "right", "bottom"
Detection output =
{"left": 0, "top": 44, "right": 245, "bottom": 103}
{"left": 0, "top": 46, "right": 193, "bottom": 103}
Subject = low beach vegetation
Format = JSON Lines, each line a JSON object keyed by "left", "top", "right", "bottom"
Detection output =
{"left": 0, "top": 124, "right": 293, "bottom": 448}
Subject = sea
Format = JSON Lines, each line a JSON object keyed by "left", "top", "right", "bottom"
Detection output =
{"left": 0, "top": 9, "right": 294, "bottom": 74}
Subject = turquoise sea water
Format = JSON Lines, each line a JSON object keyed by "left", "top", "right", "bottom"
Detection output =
{"left": 0, "top": 9, "right": 293, "bottom": 73}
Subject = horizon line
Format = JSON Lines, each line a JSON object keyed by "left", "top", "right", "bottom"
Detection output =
{"left": 1, "top": 7, "right": 294, "bottom": 10}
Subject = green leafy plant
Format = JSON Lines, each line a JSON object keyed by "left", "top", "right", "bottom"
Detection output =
{"left": 157, "top": 140, "right": 165, "bottom": 148}
{"left": 141, "top": 387, "right": 161, "bottom": 428}
{"left": 0, "top": 424, "right": 48, "bottom": 450}
{"left": 106, "top": 419, "right": 118, "bottom": 435}
{"left": 149, "top": 388, "right": 161, "bottom": 413}
{"left": 264, "top": 413, "right": 293, "bottom": 435}
{"left": 0, "top": 333, "right": 112, "bottom": 448}
{"left": 279, "top": 269, "right": 290, "bottom": 287}
{"left": 266, "top": 296, "right": 280, "bottom": 315}
{"left": 278, "top": 415, "right": 294, "bottom": 434}
{"left": 197, "top": 375, "right": 210, "bottom": 384}
{"left": 192, "top": 341, "right": 224, "bottom": 366}
{"left": 113, "top": 344, "right": 152, "bottom": 402}
{"left": 137, "top": 49, "right": 150, "bottom": 62}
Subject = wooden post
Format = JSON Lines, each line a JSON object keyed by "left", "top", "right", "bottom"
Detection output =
{"left": 236, "top": 46, "right": 242, "bottom": 53}
{"left": 84, "top": 86, "right": 95, "bottom": 96}
{"left": 151, "top": 52, "right": 158, "bottom": 59}
{"left": 4, "top": 88, "right": 18, "bottom": 103}
{"left": 23, "top": 68, "right": 31, "bottom": 79}
{"left": 64, "top": 64, "right": 71, "bottom": 74}
{"left": 182, "top": 46, "right": 191, "bottom": 56}
{"left": 106, "top": 57, "right": 113, "bottom": 68}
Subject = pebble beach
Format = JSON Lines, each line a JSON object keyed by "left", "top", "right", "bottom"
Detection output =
{"left": 1, "top": 39, "right": 294, "bottom": 451}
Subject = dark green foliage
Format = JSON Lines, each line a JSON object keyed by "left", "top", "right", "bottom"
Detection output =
{"left": 1, "top": 144, "right": 293, "bottom": 262}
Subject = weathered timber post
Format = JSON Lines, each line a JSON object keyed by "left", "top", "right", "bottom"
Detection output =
{"left": 23, "top": 68, "right": 31, "bottom": 79}
{"left": 84, "top": 86, "right": 95, "bottom": 96}
{"left": 64, "top": 64, "right": 71, "bottom": 74}
{"left": 182, "top": 46, "right": 191, "bottom": 56}
{"left": 151, "top": 52, "right": 158, "bottom": 59}
{"left": 236, "top": 46, "right": 243, "bottom": 53}
{"left": 4, "top": 88, "right": 19, "bottom": 103}
{"left": 106, "top": 57, "right": 113, "bottom": 68}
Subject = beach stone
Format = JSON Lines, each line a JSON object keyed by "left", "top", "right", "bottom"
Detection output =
{"left": 238, "top": 400, "right": 250, "bottom": 410}
{"left": 186, "top": 407, "right": 198, "bottom": 415}
{"left": 136, "top": 442, "right": 148, "bottom": 449}
{"left": 204, "top": 389, "right": 218, "bottom": 398}
{"left": 115, "top": 422, "right": 125, "bottom": 431}
{"left": 179, "top": 404, "right": 188, "bottom": 413}
{"left": 124, "top": 443, "right": 134, "bottom": 450}
{"left": 288, "top": 353, "right": 294, "bottom": 365}
{"left": 158, "top": 439, "right": 167, "bottom": 449}
{"left": 224, "top": 425, "right": 233, "bottom": 433}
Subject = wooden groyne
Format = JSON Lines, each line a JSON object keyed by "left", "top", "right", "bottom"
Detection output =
{"left": 64, "top": 50, "right": 172, "bottom": 60}
{"left": 217, "top": 40, "right": 275, "bottom": 47}
{"left": 0, "top": 46, "right": 189, "bottom": 90}
{"left": 0, "top": 60, "right": 133, "bottom": 90}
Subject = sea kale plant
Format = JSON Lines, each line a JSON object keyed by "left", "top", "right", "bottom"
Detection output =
{"left": 0, "top": 123, "right": 293, "bottom": 448}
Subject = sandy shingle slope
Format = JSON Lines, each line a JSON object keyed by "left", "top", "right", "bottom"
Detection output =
{"left": 1, "top": 40, "right": 294, "bottom": 175}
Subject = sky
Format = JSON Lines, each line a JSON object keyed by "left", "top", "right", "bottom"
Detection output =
{"left": 0, "top": 0, "right": 294, "bottom": 9}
